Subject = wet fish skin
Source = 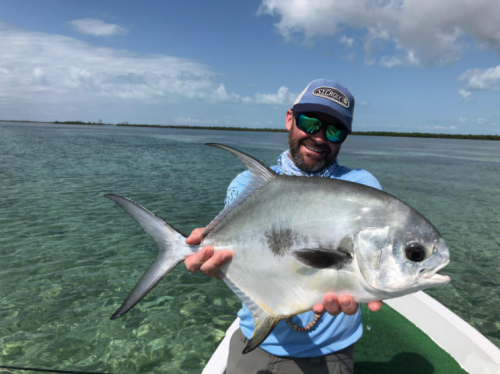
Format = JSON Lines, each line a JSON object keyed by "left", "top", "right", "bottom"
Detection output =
{"left": 105, "top": 143, "right": 450, "bottom": 353}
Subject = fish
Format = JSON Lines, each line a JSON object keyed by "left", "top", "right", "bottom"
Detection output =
{"left": 105, "top": 143, "right": 451, "bottom": 353}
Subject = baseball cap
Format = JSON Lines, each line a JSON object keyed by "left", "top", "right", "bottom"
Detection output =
{"left": 292, "top": 79, "right": 355, "bottom": 133}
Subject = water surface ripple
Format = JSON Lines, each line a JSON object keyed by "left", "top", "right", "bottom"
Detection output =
{"left": 1, "top": 123, "right": 499, "bottom": 373}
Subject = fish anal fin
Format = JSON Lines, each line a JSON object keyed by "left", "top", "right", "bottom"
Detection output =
{"left": 218, "top": 272, "right": 281, "bottom": 353}
{"left": 293, "top": 248, "right": 353, "bottom": 269}
{"left": 243, "top": 313, "right": 281, "bottom": 354}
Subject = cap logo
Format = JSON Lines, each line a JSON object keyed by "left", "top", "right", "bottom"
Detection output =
{"left": 312, "top": 87, "right": 349, "bottom": 108}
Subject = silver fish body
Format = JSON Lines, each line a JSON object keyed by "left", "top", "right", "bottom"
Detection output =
{"left": 105, "top": 144, "right": 450, "bottom": 353}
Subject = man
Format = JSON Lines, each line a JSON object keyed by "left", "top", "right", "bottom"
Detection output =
{"left": 185, "top": 79, "right": 382, "bottom": 373}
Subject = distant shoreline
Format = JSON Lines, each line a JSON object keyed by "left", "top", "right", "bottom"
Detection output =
{"left": 1, "top": 119, "right": 499, "bottom": 141}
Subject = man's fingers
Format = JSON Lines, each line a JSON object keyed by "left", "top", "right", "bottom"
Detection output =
{"left": 323, "top": 294, "right": 342, "bottom": 316}
{"left": 185, "top": 227, "right": 205, "bottom": 245}
{"left": 184, "top": 246, "right": 214, "bottom": 272}
{"left": 312, "top": 303, "right": 325, "bottom": 315}
{"left": 317, "top": 295, "right": 381, "bottom": 316}
{"left": 367, "top": 301, "right": 383, "bottom": 312}
{"left": 200, "top": 249, "right": 232, "bottom": 277}
{"left": 338, "top": 295, "right": 359, "bottom": 315}
{"left": 321, "top": 294, "right": 359, "bottom": 316}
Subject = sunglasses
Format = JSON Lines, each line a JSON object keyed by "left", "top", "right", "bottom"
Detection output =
{"left": 294, "top": 113, "right": 348, "bottom": 144}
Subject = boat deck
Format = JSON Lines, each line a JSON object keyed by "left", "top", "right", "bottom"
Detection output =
{"left": 355, "top": 304, "right": 467, "bottom": 373}
{"left": 204, "top": 292, "right": 500, "bottom": 374}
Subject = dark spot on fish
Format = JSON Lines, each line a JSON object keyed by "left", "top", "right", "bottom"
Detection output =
{"left": 264, "top": 226, "right": 299, "bottom": 257}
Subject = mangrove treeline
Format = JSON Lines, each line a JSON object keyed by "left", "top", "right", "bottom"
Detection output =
{"left": 2, "top": 120, "right": 499, "bottom": 140}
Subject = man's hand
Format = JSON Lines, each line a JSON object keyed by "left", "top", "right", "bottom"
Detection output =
{"left": 312, "top": 294, "right": 382, "bottom": 316}
{"left": 184, "top": 227, "right": 232, "bottom": 279}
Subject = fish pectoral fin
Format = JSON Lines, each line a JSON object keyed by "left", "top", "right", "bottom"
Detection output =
{"left": 293, "top": 248, "right": 353, "bottom": 270}
{"left": 244, "top": 312, "right": 281, "bottom": 354}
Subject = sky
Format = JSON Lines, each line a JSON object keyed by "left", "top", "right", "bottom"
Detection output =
{"left": 0, "top": 0, "right": 499, "bottom": 134}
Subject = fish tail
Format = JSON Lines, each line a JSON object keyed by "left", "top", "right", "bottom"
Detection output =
{"left": 105, "top": 194, "right": 198, "bottom": 319}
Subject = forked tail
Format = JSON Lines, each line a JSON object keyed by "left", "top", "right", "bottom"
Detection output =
{"left": 105, "top": 194, "right": 198, "bottom": 319}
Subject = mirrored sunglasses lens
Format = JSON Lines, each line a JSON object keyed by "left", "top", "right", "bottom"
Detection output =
{"left": 326, "top": 126, "right": 348, "bottom": 143}
{"left": 297, "top": 115, "right": 321, "bottom": 134}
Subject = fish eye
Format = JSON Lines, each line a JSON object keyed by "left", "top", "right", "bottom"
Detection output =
{"left": 405, "top": 243, "right": 426, "bottom": 262}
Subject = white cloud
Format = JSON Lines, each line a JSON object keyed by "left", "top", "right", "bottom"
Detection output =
{"left": 364, "top": 57, "right": 376, "bottom": 66}
{"left": 359, "top": 101, "right": 369, "bottom": 106}
{"left": 258, "top": 0, "right": 500, "bottom": 65}
{"left": 459, "top": 65, "right": 500, "bottom": 90}
{"left": 212, "top": 83, "right": 245, "bottom": 103}
{"left": 33, "top": 67, "right": 46, "bottom": 81}
{"left": 435, "top": 125, "right": 457, "bottom": 130}
{"left": 70, "top": 18, "right": 125, "bottom": 36}
{"left": 254, "top": 86, "right": 295, "bottom": 105}
{"left": 211, "top": 84, "right": 253, "bottom": 103}
{"left": 458, "top": 89, "right": 472, "bottom": 100}
{"left": 0, "top": 23, "right": 245, "bottom": 109}
{"left": 174, "top": 116, "right": 220, "bottom": 125}
{"left": 406, "top": 51, "right": 421, "bottom": 67}
{"left": 379, "top": 56, "right": 401, "bottom": 68}
{"left": 458, "top": 117, "right": 468, "bottom": 123}
{"left": 476, "top": 118, "right": 487, "bottom": 124}
{"left": 340, "top": 35, "right": 354, "bottom": 47}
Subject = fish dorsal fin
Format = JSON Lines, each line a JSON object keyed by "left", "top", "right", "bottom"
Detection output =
{"left": 219, "top": 273, "right": 281, "bottom": 353}
{"left": 203, "top": 144, "right": 277, "bottom": 235}
{"left": 293, "top": 248, "right": 353, "bottom": 269}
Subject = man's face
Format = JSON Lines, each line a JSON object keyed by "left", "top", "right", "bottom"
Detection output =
{"left": 286, "top": 110, "right": 343, "bottom": 173}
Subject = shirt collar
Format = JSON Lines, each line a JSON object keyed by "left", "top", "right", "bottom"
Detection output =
{"left": 277, "top": 150, "right": 338, "bottom": 178}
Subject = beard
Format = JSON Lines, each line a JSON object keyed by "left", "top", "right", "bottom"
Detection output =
{"left": 288, "top": 132, "right": 339, "bottom": 173}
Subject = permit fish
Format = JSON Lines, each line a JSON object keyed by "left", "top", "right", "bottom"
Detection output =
{"left": 105, "top": 143, "right": 450, "bottom": 353}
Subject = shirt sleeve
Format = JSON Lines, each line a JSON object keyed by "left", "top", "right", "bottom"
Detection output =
{"left": 335, "top": 167, "right": 382, "bottom": 191}
{"left": 350, "top": 170, "right": 382, "bottom": 190}
{"left": 224, "top": 170, "right": 251, "bottom": 207}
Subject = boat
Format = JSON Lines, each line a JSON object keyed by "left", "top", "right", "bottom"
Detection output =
{"left": 202, "top": 291, "right": 500, "bottom": 374}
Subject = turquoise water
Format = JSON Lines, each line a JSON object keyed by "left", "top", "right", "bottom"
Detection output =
{"left": 0, "top": 123, "right": 499, "bottom": 373}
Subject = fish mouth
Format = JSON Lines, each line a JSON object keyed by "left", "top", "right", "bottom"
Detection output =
{"left": 421, "top": 259, "right": 451, "bottom": 283}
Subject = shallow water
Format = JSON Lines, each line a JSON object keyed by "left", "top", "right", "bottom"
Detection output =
{"left": 0, "top": 123, "right": 499, "bottom": 373}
